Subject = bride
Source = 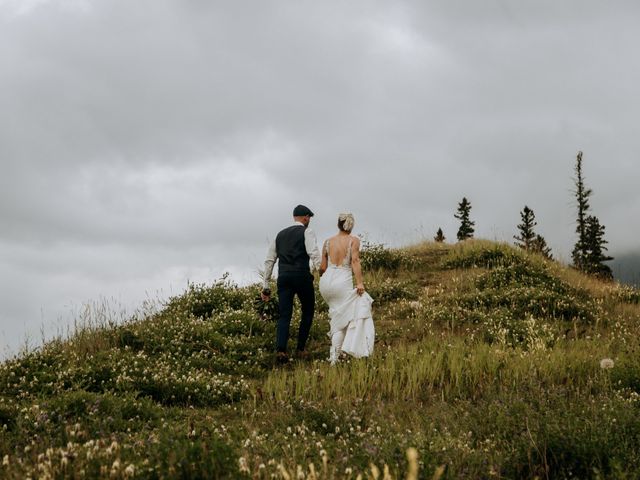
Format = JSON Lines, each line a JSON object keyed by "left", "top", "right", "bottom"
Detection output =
{"left": 319, "top": 213, "right": 374, "bottom": 365}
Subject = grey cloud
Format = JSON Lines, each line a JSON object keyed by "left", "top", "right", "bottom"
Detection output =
{"left": 2, "top": 0, "right": 640, "bottom": 356}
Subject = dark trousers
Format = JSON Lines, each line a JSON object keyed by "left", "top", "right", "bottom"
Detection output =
{"left": 276, "top": 272, "right": 315, "bottom": 352}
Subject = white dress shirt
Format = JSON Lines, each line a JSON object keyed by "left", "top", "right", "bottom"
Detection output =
{"left": 263, "top": 221, "right": 321, "bottom": 289}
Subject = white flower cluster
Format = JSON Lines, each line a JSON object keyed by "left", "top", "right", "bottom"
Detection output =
{"left": 339, "top": 213, "right": 355, "bottom": 232}
{"left": 600, "top": 358, "right": 614, "bottom": 369}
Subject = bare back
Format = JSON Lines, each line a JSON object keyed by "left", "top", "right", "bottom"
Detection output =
{"left": 325, "top": 234, "right": 355, "bottom": 268}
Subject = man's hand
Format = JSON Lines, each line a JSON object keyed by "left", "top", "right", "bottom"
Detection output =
{"left": 261, "top": 288, "right": 271, "bottom": 302}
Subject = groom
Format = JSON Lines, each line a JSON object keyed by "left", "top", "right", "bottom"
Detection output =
{"left": 262, "top": 204, "right": 321, "bottom": 363}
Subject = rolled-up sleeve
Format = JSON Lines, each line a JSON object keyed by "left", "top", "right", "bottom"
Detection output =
{"left": 263, "top": 239, "right": 277, "bottom": 289}
{"left": 304, "top": 228, "right": 321, "bottom": 271}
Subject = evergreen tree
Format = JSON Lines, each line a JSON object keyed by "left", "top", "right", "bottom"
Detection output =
{"left": 514, "top": 206, "right": 552, "bottom": 259}
{"left": 583, "top": 215, "right": 613, "bottom": 279}
{"left": 569, "top": 151, "right": 613, "bottom": 278}
{"left": 434, "top": 228, "right": 445, "bottom": 243}
{"left": 531, "top": 234, "right": 553, "bottom": 259}
{"left": 454, "top": 197, "right": 475, "bottom": 241}
{"left": 513, "top": 206, "right": 537, "bottom": 250}
{"left": 571, "top": 151, "right": 592, "bottom": 269}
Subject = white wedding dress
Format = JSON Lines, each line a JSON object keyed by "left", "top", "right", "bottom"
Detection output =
{"left": 319, "top": 238, "right": 375, "bottom": 364}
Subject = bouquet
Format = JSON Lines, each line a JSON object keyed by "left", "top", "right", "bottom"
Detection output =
{"left": 253, "top": 291, "right": 279, "bottom": 322}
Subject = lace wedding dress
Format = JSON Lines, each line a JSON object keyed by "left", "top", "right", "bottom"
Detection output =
{"left": 319, "top": 238, "right": 374, "bottom": 364}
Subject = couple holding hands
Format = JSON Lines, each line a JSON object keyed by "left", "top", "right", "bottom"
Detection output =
{"left": 261, "top": 204, "right": 375, "bottom": 365}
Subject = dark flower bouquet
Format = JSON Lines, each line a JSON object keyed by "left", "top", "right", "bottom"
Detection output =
{"left": 253, "top": 293, "right": 279, "bottom": 322}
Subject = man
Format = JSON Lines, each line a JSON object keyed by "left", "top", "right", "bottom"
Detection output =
{"left": 262, "top": 204, "right": 321, "bottom": 363}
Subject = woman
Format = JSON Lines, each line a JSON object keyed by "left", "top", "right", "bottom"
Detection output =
{"left": 319, "top": 213, "right": 374, "bottom": 365}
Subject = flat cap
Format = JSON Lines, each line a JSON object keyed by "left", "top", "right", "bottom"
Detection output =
{"left": 293, "top": 204, "right": 314, "bottom": 217}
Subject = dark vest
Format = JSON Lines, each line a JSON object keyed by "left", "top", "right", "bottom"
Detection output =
{"left": 275, "top": 225, "right": 309, "bottom": 274}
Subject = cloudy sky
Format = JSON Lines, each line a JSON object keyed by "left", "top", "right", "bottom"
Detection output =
{"left": 2, "top": 0, "right": 639, "bottom": 358}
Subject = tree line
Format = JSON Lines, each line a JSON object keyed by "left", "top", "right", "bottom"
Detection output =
{"left": 434, "top": 151, "right": 613, "bottom": 279}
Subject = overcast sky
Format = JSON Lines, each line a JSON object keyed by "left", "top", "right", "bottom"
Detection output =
{"left": 2, "top": 0, "right": 639, "bottom": 358}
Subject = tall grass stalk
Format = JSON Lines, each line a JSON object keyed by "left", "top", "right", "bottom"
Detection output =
{"left": 263, "top": 336, "right": 616, "bottom": 404}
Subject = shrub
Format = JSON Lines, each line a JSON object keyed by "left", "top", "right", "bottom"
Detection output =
{"left": 444, "top": 243, "right": 523, "bottom": 270}
{"left": 517, "top": 394, "right": 640, "bottom": 478}
{"left": 454, "top": 261, "right": 599, "bottom": 323}
{"left": 114, "top": 327, "right": 145, "bottom": 350}
{"left": 0, "top": 397, "right": 17, "bottom": 431}
{"left": 367, "top": 278, "right": 418, "bottom": 304}
{"left": 611, "top": 355, "right": 640, "bottom": 392}
{"left": 609, "top": 284, "right": 640, "bottom": 304}
{"left": 0, "top": 347, "right": 66, "bottom": 398}
{"left": 360, "top": 240, "right": 406, "bottom": 271}
{"left": 150, "top": 427, "right": 239, "bottom": 479}
{"left": 162, "top": 274, "right": 249, "bottom": 319}
{"left": 481, "top": 311, "right": 558, "bottom": 350}
{"left": 474, "top": 261, "right": 556, "bottom": 289}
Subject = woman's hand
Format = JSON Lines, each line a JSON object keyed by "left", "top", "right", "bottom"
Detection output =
{"left": 356, "top": 283, "right": 365, "bottom": 296}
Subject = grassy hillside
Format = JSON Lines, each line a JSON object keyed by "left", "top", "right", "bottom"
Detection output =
{"left": 2, "top": 240, "right": 640, "bottom": 479}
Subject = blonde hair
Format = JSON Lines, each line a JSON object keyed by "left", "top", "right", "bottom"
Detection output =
{"left": 338, "top": 213, "right": 355, "bottom": 232}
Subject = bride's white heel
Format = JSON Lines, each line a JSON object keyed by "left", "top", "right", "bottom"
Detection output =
{"left": 329, "top": 346, "right": 341, "bottom": 365}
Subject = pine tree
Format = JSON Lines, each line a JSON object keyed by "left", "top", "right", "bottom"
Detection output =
{"left": 514, "top": 206, "right": 552, "bottom": 259}
{"left": 583, "top": 215, "right": 613, "bottom": 279}
{"left": 513, "top": 206, "right": 537, "bottom": 250}
{"left": 570, "top": 151, "right": 613, "bottom": 278}
{"left": 454, "top": 197, "right": 475, "bottom": 241}
{"left": 531, "top": 234, "right": 553, "bottom": 259}
{"left": 571, "top": 151, "right": 592, "bottom": 270}
{"left": 434, "top": 228, "right": 445, "bottom": 243}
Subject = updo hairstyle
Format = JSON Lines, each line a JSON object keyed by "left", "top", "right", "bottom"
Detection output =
{"left": 338, "top": 213, "right": 355, "bottom": 233}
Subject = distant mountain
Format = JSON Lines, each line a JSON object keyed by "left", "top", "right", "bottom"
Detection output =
{"left": 611, "top": 251, "right": 640, "bottom": 286}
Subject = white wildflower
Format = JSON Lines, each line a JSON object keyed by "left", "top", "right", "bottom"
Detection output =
{"left": 238, "top": 456, "right": 250, "bottom": 474}
{"left": 600, "top": 358, "right": 614, "bottom": 369}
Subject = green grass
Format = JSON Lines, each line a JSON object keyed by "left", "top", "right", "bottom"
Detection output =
{"left": 1, "top": 239, "right": 640, "bottom": 478}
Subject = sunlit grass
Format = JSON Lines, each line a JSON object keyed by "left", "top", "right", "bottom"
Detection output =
{"left": 263, "top": 335, "right": 620, "bottom": 405}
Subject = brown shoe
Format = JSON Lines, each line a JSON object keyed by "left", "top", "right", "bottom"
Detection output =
{"left": 294, "top": 350, "right": 309, "bottom": 361}
{"left": 275, "top": 352, "right": 289, "bottom": 364}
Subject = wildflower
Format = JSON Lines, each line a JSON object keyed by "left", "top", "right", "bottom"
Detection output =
{"left": 600, "top": 358, "right": 614, "bottom": 369}
{"left": 124, "top": 464, "right": 135, "bottom": 477}
{"left": 238, "top": 457, "right": 250, "bottom": 474}
{"left": 2, "top": 455, "right": 8, "bottom": 466}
